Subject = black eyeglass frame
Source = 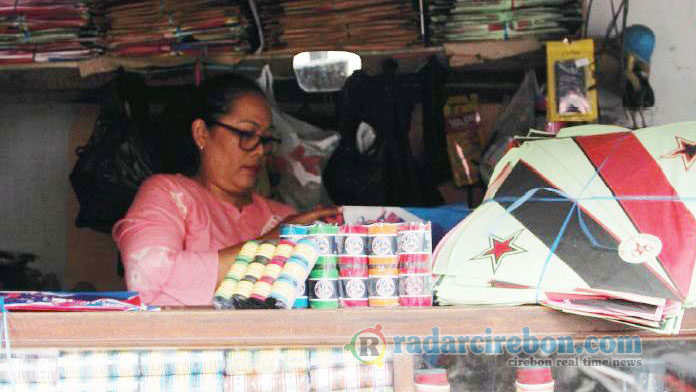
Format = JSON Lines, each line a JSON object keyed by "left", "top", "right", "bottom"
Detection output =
{"left": 208, "top": 120, "right": 281, "bottom": 154}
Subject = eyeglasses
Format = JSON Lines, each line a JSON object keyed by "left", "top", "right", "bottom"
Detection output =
{"left": 209, "top": 120, "right": 281, "bottom": 155}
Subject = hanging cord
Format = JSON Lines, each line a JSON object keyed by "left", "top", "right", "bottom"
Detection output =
{"left": 248, "top": 0, "right": 264, "bottom": 55}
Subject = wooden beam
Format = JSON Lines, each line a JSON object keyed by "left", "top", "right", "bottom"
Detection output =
{"left": 6, "top": 306, "right": 696, "bottom": 349}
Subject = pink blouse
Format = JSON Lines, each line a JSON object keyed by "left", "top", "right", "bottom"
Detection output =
{"left": 113, "top": 174, "right": 295, "bottom": 306}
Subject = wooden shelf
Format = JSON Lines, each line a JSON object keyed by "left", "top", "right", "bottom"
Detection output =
{"left": 7, "top": 306, "right": 696, "bottom": 349}
{"left": 0, "top": 41, "right": 536, "bottom": 77}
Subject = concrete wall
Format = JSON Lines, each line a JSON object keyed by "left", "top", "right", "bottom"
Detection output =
{"left": 588, "top": 0, "right": 696, "bottom": 125}
{"left": 0, "top": 104, "right": 72, "bottom": 285}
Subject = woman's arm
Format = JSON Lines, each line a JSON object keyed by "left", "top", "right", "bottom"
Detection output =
{"left": 113, "top": 176, "right": 219, "bottom": 305}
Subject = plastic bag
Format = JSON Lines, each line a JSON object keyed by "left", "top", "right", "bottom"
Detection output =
{"left": 69, "top": 73, "right": 154, "bottom": 233}
{"left": 256, "top": 65, "right": 340, "bottom": 211}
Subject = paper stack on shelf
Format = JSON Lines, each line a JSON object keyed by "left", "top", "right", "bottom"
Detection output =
{"left": 433, "top": 122, "right": 696, "bottom": 334}
{"left": 428, "top": 0, "right": 582, "bottom": 44}
{"left": 259, "top": 0, "right": 421, "bottom": 52}
{"left": 103, "top": 0, "right": 250, "bottom": 57}
{"left": 0, "top": 0, "right": 102, "bottom": 64}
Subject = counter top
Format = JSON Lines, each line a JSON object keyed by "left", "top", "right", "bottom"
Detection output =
{"left": 6, "top": 306, "right": 696, "bottom": 349}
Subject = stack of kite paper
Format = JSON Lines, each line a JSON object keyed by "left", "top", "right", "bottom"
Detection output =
{"left": 0, "top": 0, "right": 101, "bottom": 64}
{"left": 433, "top": 123, "right": 696, "bottom": 334}
{"left": 260, "top": 0, "right": 421, "bottom": 52}
{"left": 103, "top": 0, "right": 249, "bottom": 57}
{"left": 428, "top": 0, "right": 582, "bottom": 44}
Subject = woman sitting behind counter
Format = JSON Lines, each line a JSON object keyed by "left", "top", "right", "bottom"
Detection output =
{"left": 113, "top": 73, "right": 339, "bottom": 306}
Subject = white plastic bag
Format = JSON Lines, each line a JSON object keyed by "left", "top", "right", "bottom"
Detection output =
{"left": 257, "top": 65, "right": 341, "bottom": 211}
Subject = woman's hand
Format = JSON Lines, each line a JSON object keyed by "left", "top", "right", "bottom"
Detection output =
{"left": 282, "top": 206, "right": 343, "bottom": 226}
{"left": 260, "top": 206, "right": 343, "bottom": 240}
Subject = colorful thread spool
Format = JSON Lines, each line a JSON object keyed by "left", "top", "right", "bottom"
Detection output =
{"left": 397, "top": 222, "right": 432, "bottom": 254}
{"left": 267, "top": 239, "right": 318, "bottom": 309}
{"left": 367, "top": 223, "right": 398, "bottom": 256}
{"left": 213, "top": 241, "right": 259, "bottom": 309}
{"left": 337, "top": 225, "right": 369, "bottom": 256}
{"left": 249, "top": 240, "right": 295, "bottom": 307}
{"left": 308, "top": 223, "right": 338, "bottom": 256}
{"left": 309, "top": 255, "right": 339, "bottom": 309}
{"left": 397, "top": 222, "right": 433, "bottom": 307}
{"left": 338, "top": 256, "right": 368, "bottom": 307}
{"left": 368, "top": 276, "right": 400, "bottom": 307}
{"left": 292, "top": 280, "right": 309, "bottom": 309}
{"left": 232, "top": 241, "right": 276, "bottom": 308}
{"left": 280, "top": 224, "right": 310, "bottom": 243}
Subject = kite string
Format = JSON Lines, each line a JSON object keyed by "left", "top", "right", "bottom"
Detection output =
{"left": 534, "top": 133, "right": 633, "bottom": 303}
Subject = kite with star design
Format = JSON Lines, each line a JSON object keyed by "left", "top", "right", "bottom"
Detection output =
{"left": 433, "top": 122, "right": 696, "bottom": 334}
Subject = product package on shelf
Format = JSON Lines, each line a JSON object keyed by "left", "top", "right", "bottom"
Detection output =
{"left": 267, "top": 239, "right": 319, "bottom": 309}
{"left": 214, "top": 241, "right": 260, "bottom": 309}
{"left": 0, "top": 291, "right": 145, "bottom": 311}
{"left": 279, "top": 225, "right": 311, "bottom": 308}
{"left": 231, "top": 242, "right": 277, "bottom": 308}
{"left": 309, "top": 348, "right": 395, "bottom": 392}
{"left": 137, "top": 374, "right": 224, "bottom": 392}
{"left": 367, "top": 223, "right": 400, "bottom": 308}
{"left": 248, "top": 240, "right": 296, "bottom": 307}
{"left": 0, "top": 1, "right": 102, "bottom": 65}
{"left": 0, "top": 350, "right": 60, "bottom": 383}
{"left": 58, "top": 350, "right": 140, "bottom": 378}
{"left": 103, "top": 0, "right": 250, "bottom": 57}
{"left": 546, "top": 39, "right": 598, "bottom": 122}
{"left": 397, "top": 222, "right": 434, "bottom": 307}
{"left": 138, "top": 350, "right": 225, "bottom": 377}
{"left": 308, "top": 224, "right": 339, "bottom": 309}
{"left": 225, "top": 348, "right": 310, "bottom": 375}
{"left": 224, "top": 371, "right": 310, "bottom": 392}
{"left": 444, "top": 95, "right": 483, "bottom": 187}
{"left": 57, "top": 375, "right": 140, "bottom": 392}
{"left": 428, "top": 0, "right": 582, "bottom": 44}
{"left": 337, "top": 225, "right": 369, "bottom": 307}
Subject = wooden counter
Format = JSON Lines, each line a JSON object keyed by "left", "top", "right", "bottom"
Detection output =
{"left": 7, "top": 306, "right": 696, "bottom": 349}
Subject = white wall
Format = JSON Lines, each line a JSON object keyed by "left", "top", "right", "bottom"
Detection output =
{"left": 0, "top": 104, "right": 73, "bottom": 286}
{"left": 588, "top": 0, "right": 696, "bottom": 125}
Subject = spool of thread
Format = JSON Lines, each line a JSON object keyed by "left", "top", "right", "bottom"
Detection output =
{"left": 338, "top": 256, "right": 368, "bottom": 307}
{"left": 293, "top": 279, "right": 309, "bottom": 309}
{"left": 399, "top": 274, "right": 432, "bottom": 307}
{"left": 213, "top": 241, "right": 259, "bottom": 309}
{"left": 309, "top": 256, "right": 339, "bottom": 309}
{"left": 280, "top": 224, "right": 310, "bottom": 243}
{"left": 368, "top": 276, "right": 399, "bottom": 307}
{"left": 267, "top": 239, "right": 318, "bottom": 309}
{"left": 397, "top": 222, "right": 432, "bottom": 254}
{"left": 308, "top": 224, "right": 338, "bottom": 256}
{"left": 398, "top": 253, "right": 433, "bottom": 307}
{"left": 232, "top": 241, "right": 276, "bottom": 307}
{"left": 337, "top": 225, "right": 369, "bottom": 256}
{"left": 249, "top": 240, "right": 295, "bottom": 307}
{"left": 367, "top": 223, "right": 398, "bottom": 256}
{"left": 515, "top": 367, "right": 554, "bottom": 392}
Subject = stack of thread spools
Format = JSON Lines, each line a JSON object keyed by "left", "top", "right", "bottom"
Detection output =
{"left": 213, "top": 221, "right": 433, "bottom": 310}
{"left": 213, "top": 239, "right": 319, "bottom": 310}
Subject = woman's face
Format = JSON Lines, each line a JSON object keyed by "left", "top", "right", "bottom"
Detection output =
{"left": 197, "top": 92, "right": 272, "bottom": 197}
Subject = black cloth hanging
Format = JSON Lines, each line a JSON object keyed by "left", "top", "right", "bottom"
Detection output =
{"left": 324, "top": 61, "right": 442, "bottom": 207}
